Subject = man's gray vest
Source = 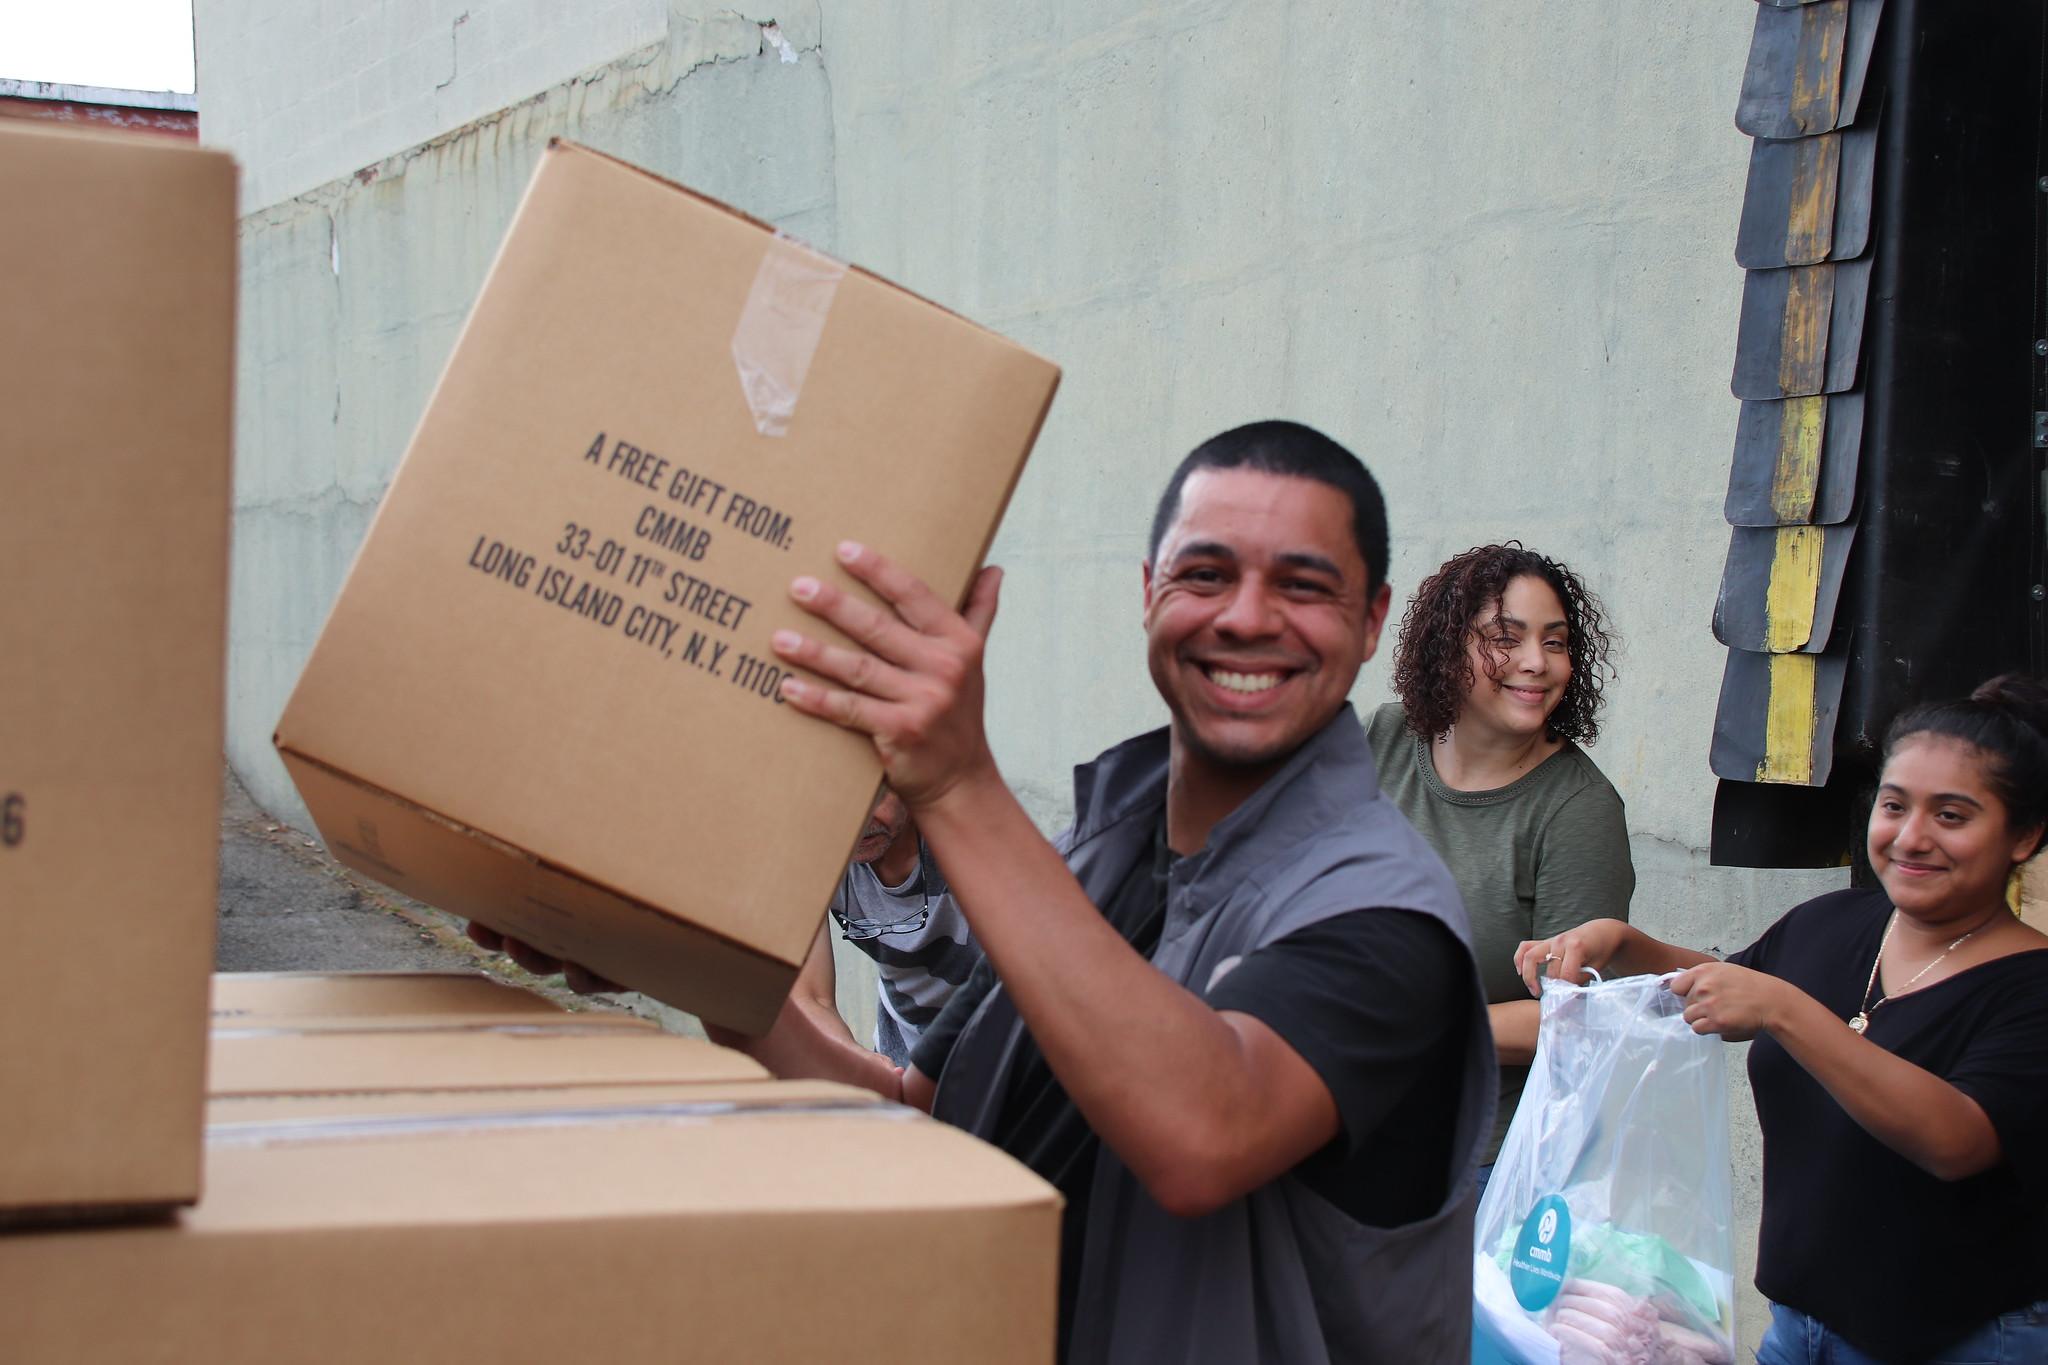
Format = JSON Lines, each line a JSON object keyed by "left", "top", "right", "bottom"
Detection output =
{"left": 933, "top": 706, "right": 1496, "bottom": 1363}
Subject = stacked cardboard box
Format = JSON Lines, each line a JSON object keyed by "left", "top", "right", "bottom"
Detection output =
{"left": 206, "top": 969, "right": 758, "bottom": 1100}
{"left": 3, "top": 972, "right": 1061, "bottom": 1362}
{"left": 0, "top": 120, "right": 237, "bottom": 1221}
{"left": 211, "top": 969, "right": 587, "bottom": 1024}
{"left": 7, "top": 1084, "right": 1062, "bottom": 1363}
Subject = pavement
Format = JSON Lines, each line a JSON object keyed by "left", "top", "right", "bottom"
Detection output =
{"left": 213, "top": 765, "right": 610, "bottom": 1015}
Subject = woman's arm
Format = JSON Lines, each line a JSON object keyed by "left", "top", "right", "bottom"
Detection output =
{"left": 1673, "top": 962, "right": 2001, "bottom": 1180}
{"left": 1488, "top": 1001, "right": 1540, "bottom": 1065}
{"left": 1514, "top": 918, "right": 1718, "bottom": 994}
{"left": 1503, "top": 784, "right": 1636, "bottom": 1063}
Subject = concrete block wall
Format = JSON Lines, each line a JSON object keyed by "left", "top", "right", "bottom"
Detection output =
{"left": 198, "top": 0, "right": 669, "bottom": 210}
{"left": 198, "top": 1, "right": 1847, "bottom": 1344}
{"left": 213, "top": 1, "right": 835, "bottom": 834}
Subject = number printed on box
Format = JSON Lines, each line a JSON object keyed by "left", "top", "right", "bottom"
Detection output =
{"left": 1, "top": 792, "right": 24, "bottom": 848}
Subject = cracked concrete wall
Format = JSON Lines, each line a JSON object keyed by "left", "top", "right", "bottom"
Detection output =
{"left": 214, "top": 2, "right": 833, "bottom": 829}
{"left": 197, "top": 0, "right": 672, "bottom": 211}
{"left": 202, "top": 1, "right": 1845, "bottom": 1344}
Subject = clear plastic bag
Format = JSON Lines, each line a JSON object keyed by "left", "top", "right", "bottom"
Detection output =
{"left": 1472, "top": 973, "right": 1737, "bottom": 1365}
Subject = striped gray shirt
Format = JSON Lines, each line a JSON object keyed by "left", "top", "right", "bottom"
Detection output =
{"left": 830, "top": 842, "right": 980, "bottom": 1067}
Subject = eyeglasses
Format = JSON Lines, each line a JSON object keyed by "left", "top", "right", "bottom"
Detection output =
{"left": 830, "top": 844, "right": 932, "bottom": 942}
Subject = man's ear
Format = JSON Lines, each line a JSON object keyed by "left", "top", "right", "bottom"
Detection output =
{"left": 1142, "top": 560, "right": 1156, "bottom": 611}
{"left": 1360, "top": 580, "right": 1394, "bottom": 664}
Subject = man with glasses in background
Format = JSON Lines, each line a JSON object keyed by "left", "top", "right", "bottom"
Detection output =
{"left": 467, "top": 784, "right": 974, "bottom": 1100}
{"left": 702, "top": 784, "right": 977, "bottom": 1095}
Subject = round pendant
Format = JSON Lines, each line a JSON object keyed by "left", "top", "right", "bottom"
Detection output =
{"left": 1848, "top": 1013, "right": 1869, "bottom": 1035}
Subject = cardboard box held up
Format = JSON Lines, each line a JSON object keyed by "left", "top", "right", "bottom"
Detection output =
{"left": 276, "top": 140, "right": 1059, "bottom": 1032}
{"left": 0, "top": 123, "right": 237, "bottom": 1220}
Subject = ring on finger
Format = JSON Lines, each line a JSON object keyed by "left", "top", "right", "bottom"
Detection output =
{"left": 1542, "top": 952, "right": 1559, "bottom": 963}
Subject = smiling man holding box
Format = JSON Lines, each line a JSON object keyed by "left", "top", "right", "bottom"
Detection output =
{"left": 769, "top": 421, "right": 1495, "bottom": 1363}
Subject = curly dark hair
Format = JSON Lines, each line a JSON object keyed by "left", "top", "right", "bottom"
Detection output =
{"left": 1392, "top": 543, "right": 1617, "bottom": 745}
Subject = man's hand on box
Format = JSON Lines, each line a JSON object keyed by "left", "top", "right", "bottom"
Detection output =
{"left": 462, "top": 921, "right": 622, "bottom": 995}
{"left": 771, "top": 541, "right": 1003, "bottom": 810}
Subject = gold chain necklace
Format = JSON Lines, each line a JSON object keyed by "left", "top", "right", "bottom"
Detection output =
{"left": 1848, "top": 910, "right": 1992, "bottom": 1035}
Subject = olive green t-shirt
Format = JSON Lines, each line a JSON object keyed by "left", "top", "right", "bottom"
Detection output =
{"left": 1365, "top": 701, "right": 1635, "bottom": 1161}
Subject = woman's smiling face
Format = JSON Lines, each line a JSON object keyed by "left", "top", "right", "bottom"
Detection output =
{"left": 1869, "top": 734, "right": 2043, "bottom": 924}
{"left": 1456, "top": 573, "right": 1572, "bottom": 745}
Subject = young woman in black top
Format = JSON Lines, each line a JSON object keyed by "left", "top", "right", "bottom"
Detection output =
{"left": 1516, "top": 676, "right": 2048, "bottom": 1364}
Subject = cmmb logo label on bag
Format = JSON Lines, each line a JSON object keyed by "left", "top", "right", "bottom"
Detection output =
{"left": 1508, "top": 1194, "right": 1572, "bottom": 1311}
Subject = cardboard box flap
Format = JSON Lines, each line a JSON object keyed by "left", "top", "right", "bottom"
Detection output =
{"left": 196, "top": 1101, "right": 1057, "bottom": 1228}
{"left": 205, "top": 1088, "right": 891, "bottom": 1154}
{"left": 211, "top": 1013, "right": 653, "bottom": 1036}
{"left": 211, "top": 971, "right": 572, "bottom": 1021}
{"left": 205, "top": 1078, "right": 872, "bottom": 1126}
{"left": 208, "top": 1027, "right": 766, "bottom": 1097}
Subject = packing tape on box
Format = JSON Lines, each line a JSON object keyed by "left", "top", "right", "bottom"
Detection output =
{"left": 210, "top": 1022, "right": 638, "bottom": 1039}
{"left": 730, "top": 231, "right": 847, "bottom": 438}
{"left": 206, "top": 1096, "right": 915, "bottom": 1148}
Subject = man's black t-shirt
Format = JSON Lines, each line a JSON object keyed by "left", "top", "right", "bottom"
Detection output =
{"left": 912, "top": 819, "right": 1471, "bottom": 1356}
{"left": 1728, "top": 887, "right": 2048, "bottom": 1361}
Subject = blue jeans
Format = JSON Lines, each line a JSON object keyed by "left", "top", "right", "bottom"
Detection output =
{"left": 1754, "top": 1300, "right": 2048, "bottom": 1364}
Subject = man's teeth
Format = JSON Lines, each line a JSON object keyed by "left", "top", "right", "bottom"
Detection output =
{"left": 1210, "top": 668, "right": 1282, "bottom": 694}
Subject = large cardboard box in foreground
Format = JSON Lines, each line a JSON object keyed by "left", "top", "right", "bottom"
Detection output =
{"left": 0, "top": 123, "right": 236, "bottom": 1219}
{"left": 277, "top": 140, "right": 1059, "bottom": 1033}
{"left": 5, "top": 1083, "right": 1062, "bottom": 1363}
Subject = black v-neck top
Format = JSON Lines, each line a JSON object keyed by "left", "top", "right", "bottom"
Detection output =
{"left": 1728, "top": 887, "right": 2048, "bottom": 1360}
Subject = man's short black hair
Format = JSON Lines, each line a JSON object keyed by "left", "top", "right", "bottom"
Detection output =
{"left": 1147, "top": 421, "right": 1390, "bottom": 593}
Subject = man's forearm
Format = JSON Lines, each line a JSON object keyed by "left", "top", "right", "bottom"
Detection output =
{"left": 742, "top": 995, "right": 900, "bottom": 1096}
{"left": 705, "top": 967, "right": 899, "bottom": 1099}
{"left": 916, "top": 767, "right": 1336, "bottom": 1214}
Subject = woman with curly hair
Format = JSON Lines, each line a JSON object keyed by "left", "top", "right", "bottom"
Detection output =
{"left": 1366, "top": 542, "right": 1631, "bottom": 1173}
